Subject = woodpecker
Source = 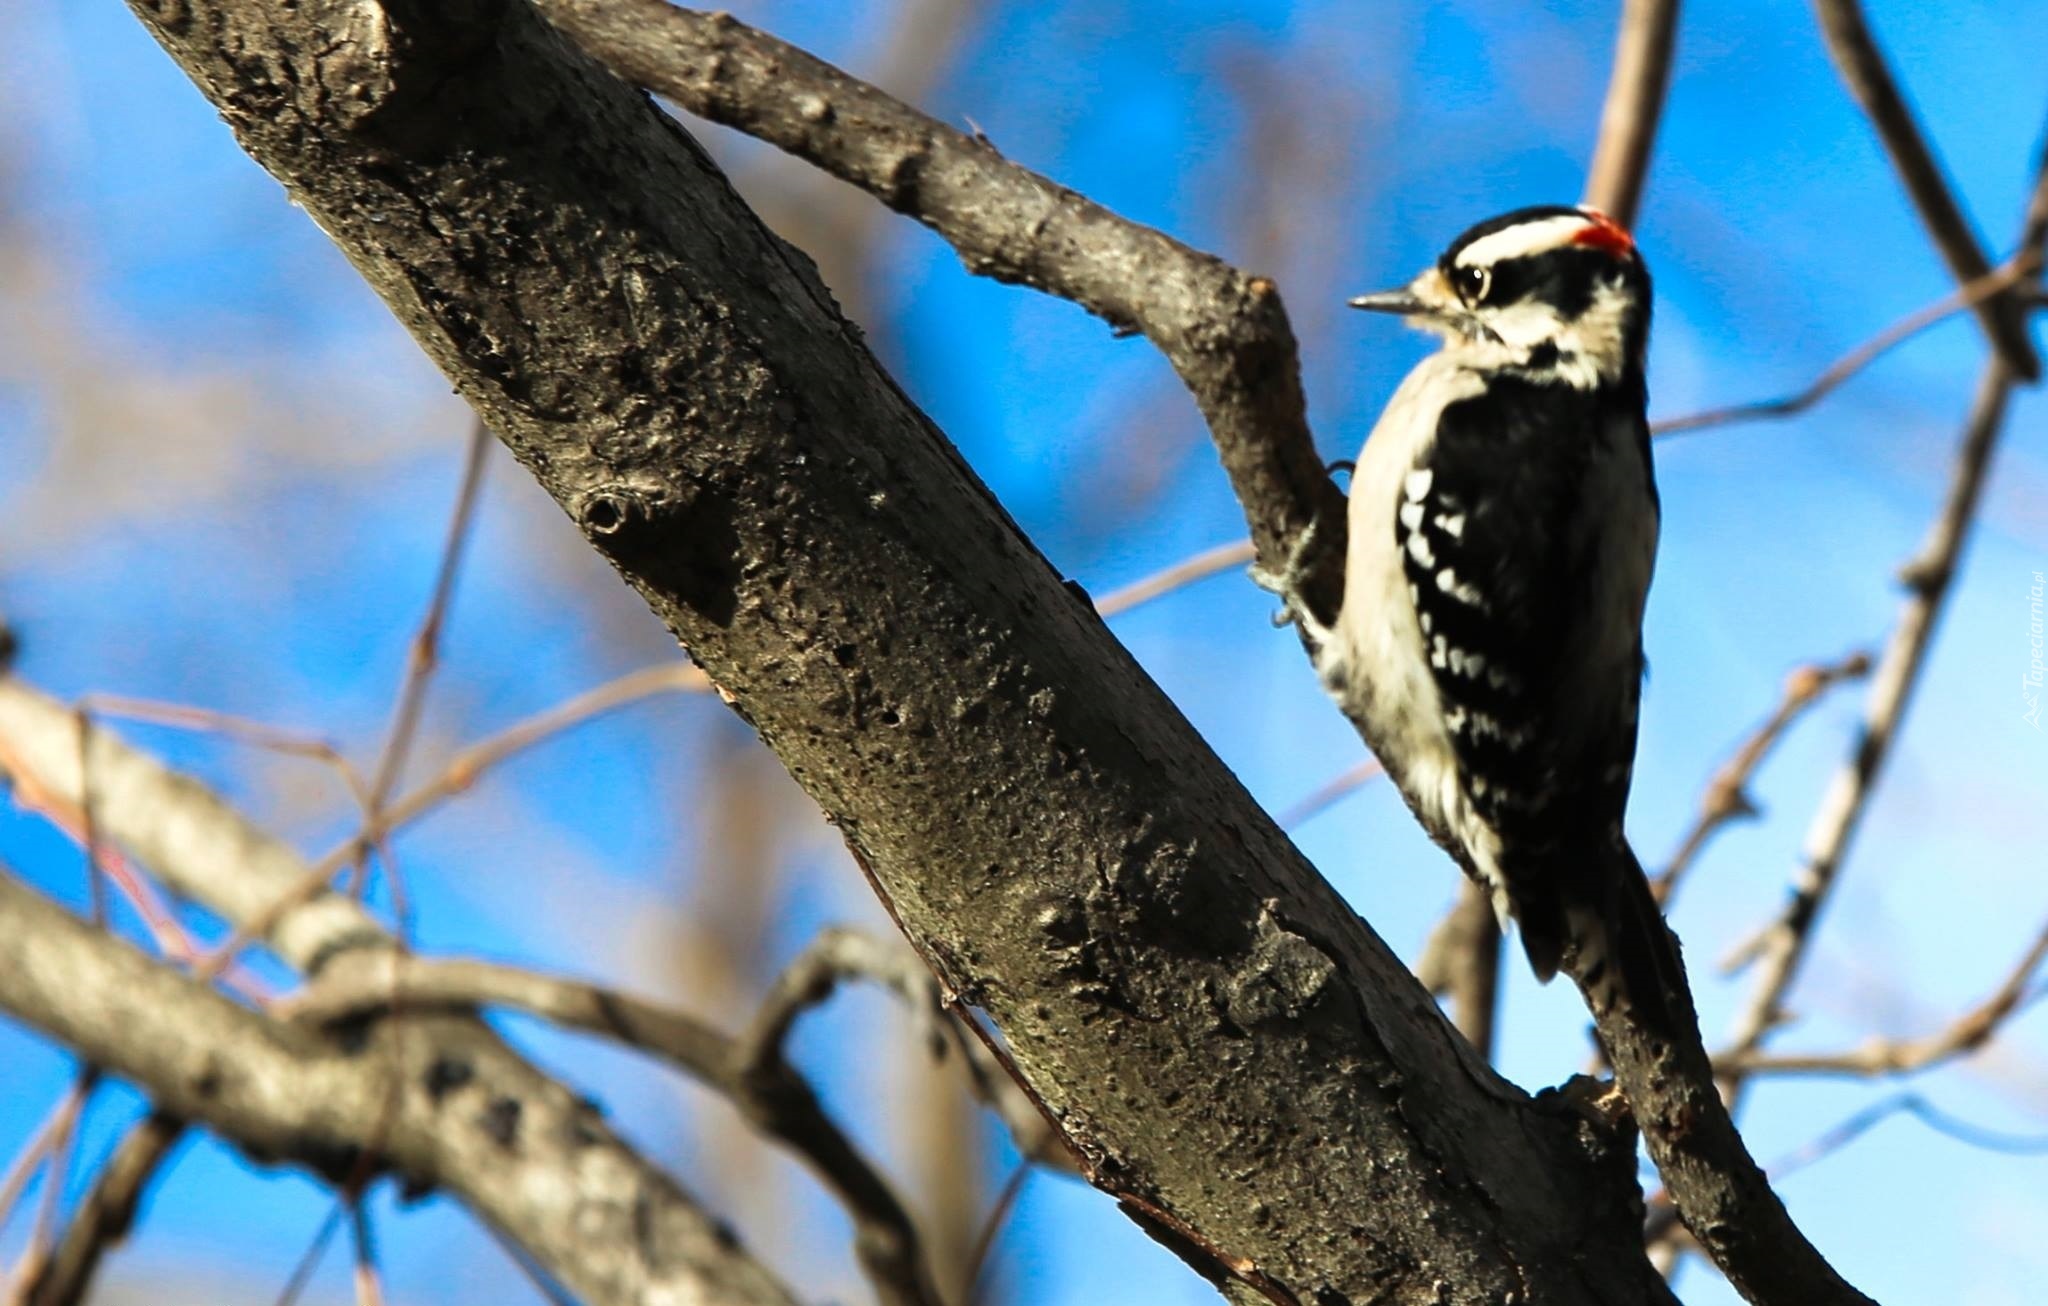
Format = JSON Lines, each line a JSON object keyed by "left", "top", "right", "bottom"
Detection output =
{"left": 1267, "top": 205, "right": 1679, "bottom": 1018}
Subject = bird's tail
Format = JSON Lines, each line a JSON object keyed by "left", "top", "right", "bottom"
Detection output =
{"left": 1526, "top": 841, "right": 1695, "bottom": 1039}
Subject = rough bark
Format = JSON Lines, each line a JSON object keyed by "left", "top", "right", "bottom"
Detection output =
{"left": 117, "top": 1, "right": 1681, "bottom": 1300}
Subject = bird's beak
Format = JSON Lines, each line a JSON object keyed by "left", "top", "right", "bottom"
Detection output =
{"left": 1347, "top": 287, "right": 1429, "bottom": 316}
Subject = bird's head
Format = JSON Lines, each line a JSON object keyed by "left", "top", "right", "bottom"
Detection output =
{"left": 1350, "top": 205, "right": 1651, "bottom": 389}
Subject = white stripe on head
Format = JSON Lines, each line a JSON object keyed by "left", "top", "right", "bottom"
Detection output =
{"left": 1452, "top": 213, "right": 1594, "bottom": 267}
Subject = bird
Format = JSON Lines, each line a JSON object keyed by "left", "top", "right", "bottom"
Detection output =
{"left": 1262, "top": 204, "right": 1682, "bottom": 1023}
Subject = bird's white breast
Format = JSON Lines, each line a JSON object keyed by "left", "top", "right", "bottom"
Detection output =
{"left": 1320, "top": 355, "right": 1509, "bottom": 903}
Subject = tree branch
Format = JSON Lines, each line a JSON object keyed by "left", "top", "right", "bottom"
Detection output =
{"left": 1721, "top": 917, "right": 2048, "bottom": 1078}
{"left": 529, "top": 0, "right": 1348, "bottom": 627}
{"left": 1654, "top": 651, "right": 1872, "bottom": 907}
{"left": 1811, "top": 0, "right": 2039, "bottom": 378}
{"left": 1413, "top": 883, "right": 1502, "bottom": 1060}
{"left": 18, "top": 1114, "right": 185, "bottom": 1306}
{"left": 0, "top": 864, "right": 801, "bottom": 1306}
{"left": 1582, "top": 0, "right": 1680, "bottom": 229}
{"left": 0, "top": 675, "right": 800, "bottom": 1306}
{"left": 1720, "top": 148, "right": 2048, "bottom": 1108}
{"left": 1652, "top": 255, "right": 2040, "bottom": 437}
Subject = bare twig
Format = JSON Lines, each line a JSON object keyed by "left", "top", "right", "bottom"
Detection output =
{"left": 1723, "top": 918, "right": 2048, "bottom": 1078}
{"left": 368, "top": 418, "right": 491, "bottom": 812}
{"left": 201, "top": 662, "right": 710, "bottom": 976}
{"left": 350, "top": 1199, "right": 384, "bottom": 1306}
{"left": 79, "top": 695, "right": 372, "bottom": 811}
{"left": 1653, "top": 651, "right": 1872, "bottom": 906}
{"left": 0, "top": 733, "right": 199, "bottom": 965}
{"left": 737, "top": 928, "right": 1064, "bottom": 1169}
{"left": 1767, "top": 1093, "right": 2048, "bottom": 1185}
{"left": 19, "top": 1114, "right": 184, "bottom": 1306}
{"left": 1275, "top": 759, "right": 1384, "bottom": 830}
{"left": 76, "top": 693, "right": 387, "bottom": 926}
{"left": 531, "top": 0, "right": 1347, "bottom": 625}
{"left": 1582, "top": 0, "right": 1680, "bottom": 229}
{"left": 1810, "top": 0, "right": 2038, "bottom": 378}
{"left": 1723, "top": 364, "right": 2023, "bottom": 1063}
{"left": 964, "top": 1161, "right": 1031, "bottom": 1306}
{"left": 1652, "top": 255, "right": 2041, "bottom": 437}
{"left": 1720, "top": 158, "right": 2048, "bottom": 1103}
{"left": 1, "top": 1070, "right": 97, "bottom": 1299}
{"left": 358, "top": 419, "right": 492, "bottom": 920}
{"left": 273, "top": 1199, "right": 347, "bottom": 1306}
{"left": 478, "top": 1220, "right": 582, "bottom": 1306}
{"left": 0, "top": 1090, "right": 83, "bottom": 1242}
{"left": 1094, "top": 540, "right": 1256, "bottom": 619}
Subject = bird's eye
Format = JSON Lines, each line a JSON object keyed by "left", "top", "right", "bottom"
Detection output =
{"left": 1452, "top": 265, "right": 1490, "bottom": 303}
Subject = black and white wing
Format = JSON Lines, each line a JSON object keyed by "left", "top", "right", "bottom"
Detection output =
{"left": 1399, "top": 376, "right": 1656, "bottom": 980}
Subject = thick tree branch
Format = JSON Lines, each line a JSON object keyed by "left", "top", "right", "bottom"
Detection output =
{"left": 1811, "top": 0, "right": 2039, "bottom": 378}
{"left": 114, "top": 1, "right": 1675, "bottom": 1301}
{"left": 0, "top": 865, "right": 801, "bottom": 1306}
{"left": 529, "top": 0, "right": 1348, "bottom": 627}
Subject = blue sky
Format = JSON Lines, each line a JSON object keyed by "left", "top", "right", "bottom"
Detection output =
{"left": 2, "top": 1, "right": 2045, "bottom": 1303}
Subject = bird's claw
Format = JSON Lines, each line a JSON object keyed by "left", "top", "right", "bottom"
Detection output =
{"left": 1248, "top": 519, "right": 1336, "bottom": 646}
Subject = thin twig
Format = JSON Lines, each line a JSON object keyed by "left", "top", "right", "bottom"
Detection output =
{"left": 1722, "top": 364, "right": 2024, "bottom": 1067}
{"left": 0, "top": 1071, "right": 97, "bottom": 1297}
{"left": 77, "top": 693, "right": 388, "bottom": 926}
{"left": 0, "top": 734, "right": 199, "bottom": 965}
{"left": 273, "top": 1198, "right": 348, "bottom": 1306}
{"left": 0, "top": 1095, "right": 76, "bottom": 1240}
{"left": 964, "top": 1161, "right": 1031, "bottom": 1306}
{"left": 369, "top": 418, "right": 491, "bottom": 813}
{"left": 1719, "top": 158, "right": 2048, "bottom": 1102}
{"left": 1653, "top": 650, "right": 1872, "bottom": 906}
{"left": 350, "top": 1199, "right": 384, "bottom": 1306}
{"left": 1653, "top": 255, "right": 2040, "bottom": 437}
{"left": 1810, "top": 0, "right": 2038, "bottom": 378}
{"left": 1722, "top": 918, "right": 2048, "bottom": 1078}
{"left": 1581, "top": 0, "right": 1680, "bottom": 229}
{"left": 477, "top": 1219, "right": 582, "bottom": 1306}
{"left": 361, "top": 420, "right": 493, "bottom": 921}
{"left": 1767, "top": 1093, "right": 2048, "bottom": 1186}
{"left": 1094, "top": 540, "right": 1255, "bottom": 619}
{"left": 19, "top": 1113, "right": 184, "bottom": 1306}
{"left": 78, "top": 695, "right": 372, "bottom": 811}
{"left": 1276, "top": 759, "right": 1383, "bottom": 830}
{"left": 198, "top": 662, "right": 709, "bottom": 978}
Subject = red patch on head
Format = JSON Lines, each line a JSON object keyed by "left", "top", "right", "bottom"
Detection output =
{"left": 1571, "top": 209, "right": 1636, "bottom": 258}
